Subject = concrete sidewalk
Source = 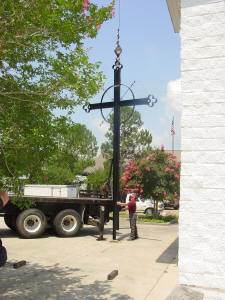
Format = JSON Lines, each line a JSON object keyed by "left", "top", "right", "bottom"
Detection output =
{"left": 0, "top": 218, "right": 178, "bottom": 300}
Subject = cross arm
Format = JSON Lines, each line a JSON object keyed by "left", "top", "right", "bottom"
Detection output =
{"left": 84, "top": 102, "right": 114, "bottom": 111}
{"left": 83, "top": 95, "right": 157, "bottom": 113}
{"left": 120, "top": 95, "right": 157, "bottom": 108}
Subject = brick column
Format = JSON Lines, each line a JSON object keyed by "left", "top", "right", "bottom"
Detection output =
{"left": 179, "top": 0, "right": 225, "bottom": 298}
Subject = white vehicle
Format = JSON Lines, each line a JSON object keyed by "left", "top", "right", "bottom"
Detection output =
{"left": 125, "top": 194, "right": 164, "bottom": 215}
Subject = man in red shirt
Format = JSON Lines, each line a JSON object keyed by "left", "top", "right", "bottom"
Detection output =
{"left": 117, "top": 193, "right": 138, "bottom": 240}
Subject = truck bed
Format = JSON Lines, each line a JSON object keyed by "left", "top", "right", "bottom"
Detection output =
{"left": 9, "top": 195, "right": 113, "bottom": 205}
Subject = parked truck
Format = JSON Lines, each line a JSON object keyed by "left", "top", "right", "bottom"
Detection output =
{"left": 0, "top": 184, "right": 113, "bottom": 239}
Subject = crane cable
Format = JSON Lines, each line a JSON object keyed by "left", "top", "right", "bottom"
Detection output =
{"left": 118, "top": 0, "right": 121, "bottom": 30}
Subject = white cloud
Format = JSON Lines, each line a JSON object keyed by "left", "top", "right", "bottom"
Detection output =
{"left": 154, "top": 78, "right": 182, "bottom": 150}
{"left": 165, "top": 78, "right": 181, "bottom": 112}
{"left": 140, "top": 78, "right": 182, "bottom": 151}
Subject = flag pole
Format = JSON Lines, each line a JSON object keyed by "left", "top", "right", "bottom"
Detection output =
{"left": 171, "top": 116, "right": 175, "bottom": 154}
{"left": 172, "top": 131, "right": 174, "bottom": 154}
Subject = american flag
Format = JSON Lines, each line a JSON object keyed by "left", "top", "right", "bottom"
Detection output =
{"left": 171, "top": 117, "right": 175, "bottom": 136}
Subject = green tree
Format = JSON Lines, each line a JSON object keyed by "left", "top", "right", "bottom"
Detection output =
{"left": 87, "top": 169, "right": 108, "bottom": 191}
{"left": 0, "top": 101, "right": 57, "bottom": 189}
{"left": 101, "top": 107, "right": 152, "bottom": 163}
{"left": 42, "top": 121, "right": 98, "bottom": 184}
{"left": 0, "top": 1, "right": 114, "bottom": 191}
{"left": 87, "top": 160, "right": 112, "bottom": 190}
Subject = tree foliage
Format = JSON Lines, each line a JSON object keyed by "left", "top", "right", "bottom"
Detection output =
{"left": 0, "top": 1, "right": 114, "bottom": 105}
{"left": 101, "top": 107, "right": 152, "bottom": 163}
{"left": 87, "top": 169, "right": 108, "bottom": 190}
{"left": 87, "top": 160, "right": 112, "bottom": 190}
{"left": 0, "top": 0, "right": 114, "bottom": 191}
{"left": 41, "top": 121, "right": 98, "bottom": 184}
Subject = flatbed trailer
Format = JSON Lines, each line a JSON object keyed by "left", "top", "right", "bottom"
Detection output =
{"left": 1, "top": 194, "right": 113, "bottom": 239}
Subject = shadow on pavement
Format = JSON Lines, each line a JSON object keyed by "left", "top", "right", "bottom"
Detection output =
{"left": 0, "top": 228, "right": 59, "bottom": 239}
{"left": 0, "top": 262, "right": 132, "bottom": 300}
{"left": 0, "top": 228, "right": 18, "bottom": 239}
{"left": 75, "top": 227, "right": 129, "bottom": 239}
{"left": 156, "top": 238, "right": 178, "bottom": 264}
{"left": 139, "top": 237, "right": 161, "bottom": 242}
{"left": 0, "top": 227, "right": 126, "bottom": 240}
{"left": 117, "top": 233, "right": 130, "bottom": 241}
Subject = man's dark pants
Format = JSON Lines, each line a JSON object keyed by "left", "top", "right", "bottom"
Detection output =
{"left": 129, "top": 212, "right": 138, "bottom": 240}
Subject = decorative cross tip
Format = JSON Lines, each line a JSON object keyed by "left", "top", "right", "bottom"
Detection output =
{"left": 83, "top": 102, "right": 91, "bottom": 113}
{"left": 147, "top": 95, "right": 158, "bottom": 107}
{"left": 113, "top": 60, "right": 123, "bottom": 70}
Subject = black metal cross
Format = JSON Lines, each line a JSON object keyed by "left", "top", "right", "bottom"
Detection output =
{"left": 84, "top": 31, "right": 157, "bottom": 240}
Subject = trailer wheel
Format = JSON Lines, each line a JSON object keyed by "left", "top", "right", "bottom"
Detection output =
{"left": 16, "top": 209, "right": 47, "bottom": 238}
{"left": 53, "top": 209, "right": 81, "bottom": 237}
{"left": 4, "top": 214, "right": 17, "bottom": 231}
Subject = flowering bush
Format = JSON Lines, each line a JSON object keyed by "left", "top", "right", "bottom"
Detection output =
{"left": 121, "top": 148, "right": 180, "bottom": 206}
{"left": 121, "top": 160, "right": 143, "bottom": 195}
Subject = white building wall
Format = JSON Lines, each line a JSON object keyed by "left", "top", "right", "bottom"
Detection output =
{"left": 179, "top": 0, "right": 225, "bottom": 298}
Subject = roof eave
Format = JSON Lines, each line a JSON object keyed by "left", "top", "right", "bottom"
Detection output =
{"left": 166, "top": 0, "right": 180, "bottom": 33}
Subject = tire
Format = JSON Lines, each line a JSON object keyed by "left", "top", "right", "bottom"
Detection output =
{"left": 145, "top": 208, "right": 154, "bottom": 215}
{"left": 16, "top": 209, "right": 47, "bottom": 238}
{"left": 4, "top": 214, "right": 17, "bottom": 231}
{"left": 53, "top": 209, "right": 81, "bottom": 237}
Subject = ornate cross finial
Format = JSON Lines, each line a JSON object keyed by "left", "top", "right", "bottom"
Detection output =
{"left": 114, "top": 29, "right": 122, "bottom": 69}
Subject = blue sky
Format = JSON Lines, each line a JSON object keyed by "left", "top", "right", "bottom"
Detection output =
{"left": 73, "top": 0, "right": 181, "bottom": 150}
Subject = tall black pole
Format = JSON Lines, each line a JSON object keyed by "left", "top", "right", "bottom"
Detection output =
{"left": 112, "top": 64, "right": 121, "bottom": 239}
{"left": 112, "top": 30, "right": 122, "bottom": 240}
